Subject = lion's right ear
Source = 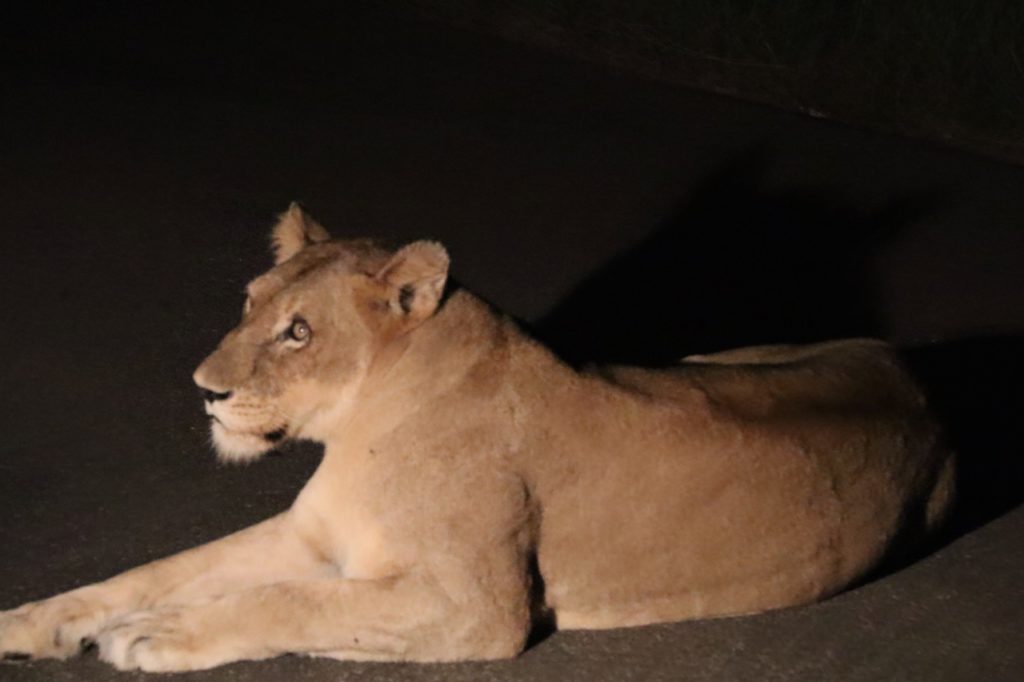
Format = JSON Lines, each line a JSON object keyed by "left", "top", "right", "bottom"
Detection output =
{"left": 271, "top": 202, "right": 331, "bottom": 264}
{"left": 375, "top": 241, "right": 450, "bottom": 324}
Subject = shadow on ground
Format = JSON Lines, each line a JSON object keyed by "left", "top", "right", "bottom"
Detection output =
{"left": 535, "top": 149, "right": 943, "bottom": 366}
{"left": 905, "top": 337, "right": 1024, "bottom": 538}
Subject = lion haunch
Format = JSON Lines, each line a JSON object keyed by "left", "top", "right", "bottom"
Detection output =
{"left": 0, "top": 203, "right": 954, "bottom": 671}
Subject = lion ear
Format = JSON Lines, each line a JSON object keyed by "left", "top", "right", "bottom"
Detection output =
{"left": 271, "top": 202, "right": 331, "bottom": 264}
{"left": 375, "top": 241, "right": 450, "bottom": 322}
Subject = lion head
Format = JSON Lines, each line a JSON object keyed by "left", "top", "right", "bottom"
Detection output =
{"left": 192, "top": 203, "right": 449, "bottom": 462}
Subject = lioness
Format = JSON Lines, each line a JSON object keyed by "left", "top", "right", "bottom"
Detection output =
{"left": 0, "top": 204, "right": 954, "bottom": 671}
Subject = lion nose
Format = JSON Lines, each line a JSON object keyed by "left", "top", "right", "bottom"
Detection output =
{"left": 201, "top": 389, "right": 233, "bottom": 403}
{"left": 193, "top": 363, "right": 233, "bottom": 403}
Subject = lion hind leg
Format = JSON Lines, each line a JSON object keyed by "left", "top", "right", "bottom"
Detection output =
{"left": 925, "top": 454, "right": 956, "bottom": 533}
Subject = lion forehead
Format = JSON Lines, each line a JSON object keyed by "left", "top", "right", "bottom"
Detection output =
{"left": 248, "top": 240, "right": 391, "bottom": 301}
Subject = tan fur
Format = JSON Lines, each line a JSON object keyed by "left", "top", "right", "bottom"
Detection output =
{"left": 0, "top": 206, "right": 954, "bottom": 671}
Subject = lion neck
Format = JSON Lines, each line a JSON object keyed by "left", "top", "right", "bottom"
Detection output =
{"left": 318, "top": 289, "right": 510, "bottom": 447}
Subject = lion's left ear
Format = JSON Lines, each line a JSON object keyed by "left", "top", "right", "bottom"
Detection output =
{"left": 375, "top": 241, "right": 449, "bottom": 322}
{"left": 271, "top": 202, "right": 331, "bottom": 264}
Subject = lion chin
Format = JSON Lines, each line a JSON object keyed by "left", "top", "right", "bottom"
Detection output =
{"left": 209, "top": 420, "right": 286, "bottom": 463}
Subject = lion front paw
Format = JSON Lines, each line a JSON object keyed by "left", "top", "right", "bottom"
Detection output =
{"left": 0, "top": 593, "right": 109, "bottom": 661}
{"left": 96, "top": 606, "right": 240, "bottom": 672}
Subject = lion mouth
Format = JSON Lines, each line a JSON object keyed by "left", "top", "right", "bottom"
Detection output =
{"left": 207, "top": 419, "right": 290, "bottom": 462}
{"left": 207, "top": 414, "right": 287, "bottom": 442}
{"left": 263, "top": 427, "right": 287, "bottom": 443}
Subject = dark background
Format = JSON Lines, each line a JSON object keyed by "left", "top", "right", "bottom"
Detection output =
{"left": 1, "top": 3, "right": 1022, "bottom": 680}
{"left": 405, "top": 0, "right": 1024, "bottom": 163}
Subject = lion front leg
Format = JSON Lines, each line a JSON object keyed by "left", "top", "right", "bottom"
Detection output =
{"left": 0, "top": 512, "right": 326, "bottom": 661}
{"left": 0, "top": 584, "right": 113, "bottom": 661}
{"left": 95, "top": 573, "right": 530, "bottom": 672}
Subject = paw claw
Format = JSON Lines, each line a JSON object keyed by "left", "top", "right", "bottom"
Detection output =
{"left": 0, "top": 594, "right": 108, "bottom": 660}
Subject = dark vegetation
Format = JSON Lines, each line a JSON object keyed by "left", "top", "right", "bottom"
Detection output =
{"left": 407, "top": 0, "right": 1024, "bottom": 163}
{"left": 9, "top": 2, "right": 1022, "bottom": 162}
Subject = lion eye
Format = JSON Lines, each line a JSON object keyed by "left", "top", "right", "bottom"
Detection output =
{"left": 285, "top": 318, "right": 311, "bottom": 343}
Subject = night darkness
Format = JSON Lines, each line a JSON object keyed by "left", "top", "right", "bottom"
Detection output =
{"left": 1, "top": 3, "right": 1022, "bottom": 680}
